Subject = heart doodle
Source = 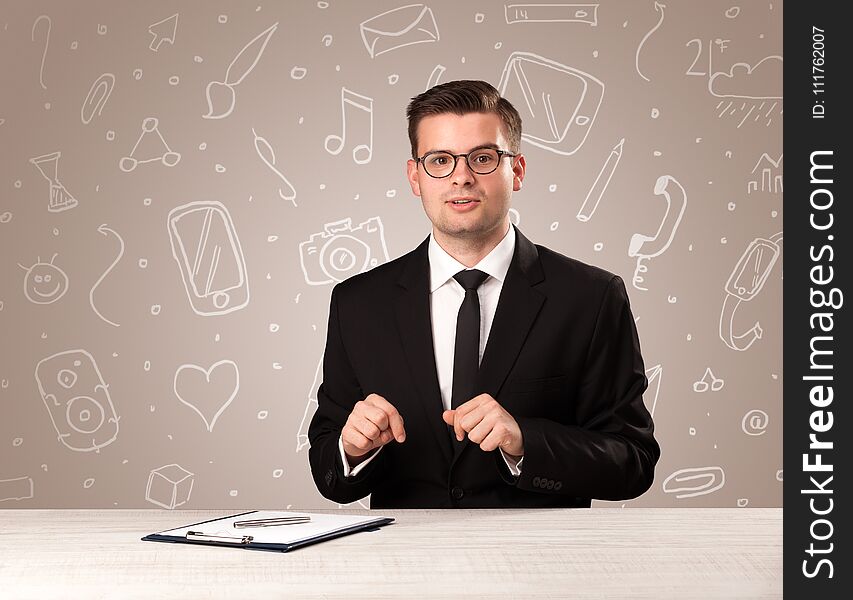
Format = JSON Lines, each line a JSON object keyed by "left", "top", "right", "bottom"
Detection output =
{"left": 174, "top": 360, "right": 239, "bottom": 431}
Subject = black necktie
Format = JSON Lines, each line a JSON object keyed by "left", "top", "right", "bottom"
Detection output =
{"left": 450, "top": 269, "right": 490, "bottom": 411}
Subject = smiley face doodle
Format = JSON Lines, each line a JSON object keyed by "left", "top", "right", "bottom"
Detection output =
{"left": 18, "top": 253, "right": 69, "bottom": 304}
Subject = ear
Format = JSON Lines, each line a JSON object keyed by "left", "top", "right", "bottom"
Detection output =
{"left": 511, "top": 154, "right": 526, "bottom": 192}
{"left": 406, "top": 159, "right": 422, "bottom": 197}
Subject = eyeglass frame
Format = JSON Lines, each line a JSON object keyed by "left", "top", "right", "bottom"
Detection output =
{"left": 414, "top": 146, "right": 519, "bottom": 178}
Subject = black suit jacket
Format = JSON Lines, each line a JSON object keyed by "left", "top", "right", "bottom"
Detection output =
{"left": 308, "top": 225, "right": 660, "bottom": 508}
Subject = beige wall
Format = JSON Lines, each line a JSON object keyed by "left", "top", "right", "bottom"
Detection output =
{"left": 0, "top": 1, "right": 783, "bottom": 508}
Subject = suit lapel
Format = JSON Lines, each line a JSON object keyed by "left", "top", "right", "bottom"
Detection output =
{"left": 453, "top": 225, "right": 546, "bottom": 462}
{"left": 394, "top": 235, "right": 454, "bottom": 464}
{"left": 476, "top": 225, "right": 545, "bottom": 398}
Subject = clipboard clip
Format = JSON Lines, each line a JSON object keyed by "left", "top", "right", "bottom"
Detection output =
{"left": 186, "top": 531, "right": 254, "bottom": 544}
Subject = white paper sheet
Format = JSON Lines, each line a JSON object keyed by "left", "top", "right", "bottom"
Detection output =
{"left": 156, "top": 510, "right": 391, "bottom": 545}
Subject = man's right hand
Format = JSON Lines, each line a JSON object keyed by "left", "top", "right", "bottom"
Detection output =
{"left": 341, "top": 393, "right": 406, "bottom": 464}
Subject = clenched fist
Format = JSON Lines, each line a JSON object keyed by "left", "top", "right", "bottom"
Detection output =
{"left": 342, "top": 393, "right": 406, "bottom": 465}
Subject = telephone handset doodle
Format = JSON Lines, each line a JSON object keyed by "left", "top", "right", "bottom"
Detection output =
{"left": 629, "top": 175, "right": 687, "bottom": 291}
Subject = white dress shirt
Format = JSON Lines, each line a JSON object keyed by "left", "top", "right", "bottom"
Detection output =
{"left": 339, "top": 223, "right": 524, "bottom": 478}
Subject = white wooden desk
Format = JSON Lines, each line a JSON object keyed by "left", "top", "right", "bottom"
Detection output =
{"left": 0, "top": 508, "right": 781, "bottom": 599}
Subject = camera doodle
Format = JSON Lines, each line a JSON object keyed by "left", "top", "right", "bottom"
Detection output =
{"left": 299, "top": 217, "right": 390, "bottom": 286}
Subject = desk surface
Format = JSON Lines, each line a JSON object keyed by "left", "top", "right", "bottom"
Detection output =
{"left": 0, "top": 508, "right": 781, "bottom": 599}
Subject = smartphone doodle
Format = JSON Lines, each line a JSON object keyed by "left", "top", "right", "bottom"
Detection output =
{"left": 498, "top": 51, "right": 604, "bottom": 156}
{"left": 34, "top": 349, "right": 119, "bottom": 452}
{"left": 628, "top": 175, "right": 687, "bottom": 291}
{"left": 168, "top": 201, "right": 249, "bottom": 316}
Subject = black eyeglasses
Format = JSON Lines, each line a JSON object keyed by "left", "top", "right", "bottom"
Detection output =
{"left": 416, "top": 148, "right": 517, "bottom": 178}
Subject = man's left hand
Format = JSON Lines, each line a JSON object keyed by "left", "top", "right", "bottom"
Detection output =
{"left": 442, "top": 394, "right": 523, "bottom": 457}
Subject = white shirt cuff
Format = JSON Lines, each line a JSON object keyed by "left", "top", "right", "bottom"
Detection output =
{"left": 499, "top": 448, "right": 524, "bottom": 477}
{"left": 338, "top": 433, "right": 382, "bottom": 478}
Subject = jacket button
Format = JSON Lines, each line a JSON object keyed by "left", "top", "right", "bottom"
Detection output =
{"left": 532, "top": 476, "right": 541, "bottom": 487}
{"left": 451, "top": 487, "right": 464, "bottom": 500}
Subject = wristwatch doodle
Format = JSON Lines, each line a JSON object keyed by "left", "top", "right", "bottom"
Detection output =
{"left": 719, "top": 232, "right": 782, "bottom": 351}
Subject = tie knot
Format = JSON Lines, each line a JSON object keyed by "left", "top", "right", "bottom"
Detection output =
{"left": 453, "top": 269, "right": 489, "bottom": 291}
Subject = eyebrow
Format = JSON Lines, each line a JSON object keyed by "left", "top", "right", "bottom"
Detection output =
{"left": 422, "top": 143, "right": 501, "bottom": 155}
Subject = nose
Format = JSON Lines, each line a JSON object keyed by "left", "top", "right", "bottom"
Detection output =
{"left": 448, "top": 155, "right": 475, "bottom": 186}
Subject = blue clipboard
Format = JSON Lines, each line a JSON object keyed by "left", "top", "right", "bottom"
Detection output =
{"left": 142, "top": 510, "right": 394, "bottom": 553}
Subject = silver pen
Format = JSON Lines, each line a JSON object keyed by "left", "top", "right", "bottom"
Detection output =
{"left": 233, "top": 516, "right": 311, "bottom": 528}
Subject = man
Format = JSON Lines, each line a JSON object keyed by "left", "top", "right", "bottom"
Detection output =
{"left": 308, "top": 80, "right": 659, "bottom": 508}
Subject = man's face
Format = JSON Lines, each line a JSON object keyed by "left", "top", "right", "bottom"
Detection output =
{"left": 406, "top": 112, "right": 525, "bottom": 243}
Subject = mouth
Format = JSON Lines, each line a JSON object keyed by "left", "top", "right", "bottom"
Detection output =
{"left": 446, "top": 198, "right": 479, "bottom": 205}
{"left": 33, "top": 283, "right": 61, "bottom": 297}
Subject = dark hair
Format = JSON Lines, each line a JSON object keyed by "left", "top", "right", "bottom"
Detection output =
{"left": 406, "top": 80, "right": 522, "bottom": 159}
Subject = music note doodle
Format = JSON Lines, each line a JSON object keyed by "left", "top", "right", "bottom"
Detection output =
{"left": 325, "top": 87, "right": 374, "bottom": 165}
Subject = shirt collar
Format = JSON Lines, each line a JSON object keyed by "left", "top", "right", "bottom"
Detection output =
{"left": 428, "top": 223, "right": 516, "bottom": 293}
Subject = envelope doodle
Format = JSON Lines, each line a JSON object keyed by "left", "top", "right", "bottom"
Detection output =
{"left": 360, "top": 4, "right": 439, "bottom": 59}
